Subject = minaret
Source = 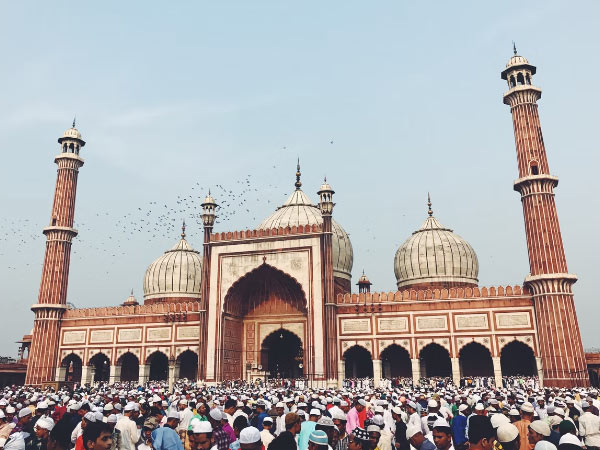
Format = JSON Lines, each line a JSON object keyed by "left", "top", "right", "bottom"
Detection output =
{"left": 199, "top": 192, "right": 217, "bottom": 380}
{"left": 357, "top": 271, "right": 372, "bottom": 294}
{"left": 25, "top": 122, "right": 85, "bottom": 385}
{"left": 502, "top": 48, "right": 588, "bottom": 387}
{"left": 318, "top": 177, "right": 337, "bottom": 385}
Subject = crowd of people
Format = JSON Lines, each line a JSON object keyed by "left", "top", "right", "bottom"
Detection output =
{"left": 0, "top": 375, "right": 597, "bottom": 450}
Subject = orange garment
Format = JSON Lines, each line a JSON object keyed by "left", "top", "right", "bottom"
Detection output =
{"left": 514, "top": 419, "right": 534, "bottom": 450}
{"left": 75, "top": 434, "right": 85, "bottom": 450}
{"left": 358, "top": 408, "right": 367, "bottom": 428}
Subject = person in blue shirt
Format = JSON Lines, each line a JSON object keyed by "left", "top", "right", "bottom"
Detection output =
{"left": 152, "top": 411, "right": 184, "bottom": 450}
{"left": 452, "top": 404, "right": 469, "bottom": 450}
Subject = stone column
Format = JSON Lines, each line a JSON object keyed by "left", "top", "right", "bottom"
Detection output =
{"left": 411, "top": 359, "right": 420, "bottom": 386}
{"left": 492, "top": 357, "right": 502, "bottom": 388}
{"left": 109, "top": 365, "right": 120, "bottom": 384}
{"left": 337, "top": 360, "right": 345, "bottom": 389}
{"left": 536, "top": 357, "right": 544, "bottom": 388}
{"left": 451, "top": 358, "right": 460, "bottom": 386}
{"left": 373, "top": 360, "right": 382, "bottom": 388}
{"left": 80, "top": 366, "right": 91, "bottom": 385}
{"left": 139, "top": 365, "right": 150, "bottom": 384}
{"left": 55, "top": 367, "right": 66, "bottom": 382}
{"left": 168, "top": 362, "right": 176, "bottom": 392}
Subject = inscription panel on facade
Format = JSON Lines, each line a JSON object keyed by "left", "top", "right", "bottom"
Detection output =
{"left": 341, "top": 319, "right": 371, "bottom": 334}
{"left": 148, "top": 327, "right": 171, "bottom": 341}
{"left": 118, "top": 328, "right": 142, "bottom": 342}
{"left": 496, "top": 312, "right": 530, "bottom": 329}
{"left": 177, "top": 326, "right": 199, "bottom": 340}
{"left": 455, "top": 314, "right": 488, "bottom": 330}
{"left": 90, "top": 330, "right": 114, "bottom": 343}
{"left": 63, "top": 330, "right": 86, "bottom": 345}
{"left": 415, "top": 316, "right": 447, "bottom": 331}
{"left": 378, "top": 317, "right": 408, "bottom": 332}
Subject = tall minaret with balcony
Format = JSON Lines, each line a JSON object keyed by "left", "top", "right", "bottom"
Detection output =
{"left": 502, "top": 48, "right": 588, "bottom": 387}
{"left": 25, "top": 123, "right": 85, "bottom": 385}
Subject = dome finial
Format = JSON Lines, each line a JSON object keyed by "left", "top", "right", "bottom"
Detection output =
{"left": 72, "top": 116, "right": 76, "bottom": 128}
{"left": 130, "top": 288, "right": 133, "bottom": 295}
{"left": 513, "top": 41, "right": 517, "bottom": 55}
{"left": 427, "top": 192, "right": 433, "bottom": 217}
{"left": 181, "top": 220, "right": 186, "bottom": 239}
{"left": 295, "top": 158, "right": 302, "bottom": 190}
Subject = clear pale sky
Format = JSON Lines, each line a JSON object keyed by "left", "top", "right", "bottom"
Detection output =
{"left": 1, "top": 1, "right": 599, "bottom": 357}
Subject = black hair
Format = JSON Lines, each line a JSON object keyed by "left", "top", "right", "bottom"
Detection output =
{"left": 150, "top": 406, "right": 162, "bottom": 416}
{"left": 83, "top": 422, "right": 112, "bottom": 450}
{"left": 233, "top": 415, "right": 248, "bottom": 432}
{"left": 433, "top": 425, "right": 452, "bottom": 435}
{"left": 49, "top": 419, "right": 72, "bottom": 449}
{"left": 80, "top": 403, "right": 91, "bottom": 412}
{"left": 224, "top": 399, "right": 237, "bottom": 410}
{"left": 468, "top": 416, "right": 495, "bottom": 444}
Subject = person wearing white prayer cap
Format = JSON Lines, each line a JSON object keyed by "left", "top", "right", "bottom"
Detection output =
{"left": 432, "top": 417, "right": 453, "bottom": 450}
{"left": 115, "top": 401, "right": 141, "bottom": 450}
{"left": 239, "top": 426, "right": 261, "bottom": 450}
{"left": 497, "top": 424, "right": 520, "bottom": 450}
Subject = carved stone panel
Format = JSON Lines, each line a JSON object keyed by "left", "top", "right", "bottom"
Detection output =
{"left": 496, "top": 312, "right": 530, "bottom": 329}
{"left": 148, "top": 327, "right": 171, "bottom": 341}
{"left": 177, "top": 326, "right": 199, "bottom": 340}
{"left": 340, "top": 319, "right": 371, "bottom": 334}
{"left": 455, "top": 314, "right": 488, "bottom": 330}
{"left": 415, "top": 316, "right": 447, "bottom": 331}
{"left": 118, "top": 328, "right": 142, "bottom": 342}
{"left": 63, "top": 330, "right": 86, "bottom": 345}
{"left": 90, "top": 330, "right": 114, "bottom": 344}
{"left": 378, "top": 317, "right": 409, "bottom": 332}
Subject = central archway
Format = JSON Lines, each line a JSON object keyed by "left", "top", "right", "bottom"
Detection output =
{"left": 221, "top": 263, "right": 307, "bottom": 380}
{"left": 381, "top": 345, "right": 411, "bottom": 378}
{"left": 261, "top": 329, "right": 303, "bottom": 378}
{"left": 419, "top": 343, "right": 451, "bottom": 377}
{"left": 501, "top": 341, "right": 536, "bottom": 376}
{"left": 459, "top": 342, "right": 494, "bottom": 377}
{"left": 177, "top": 350, "right": 198, "bottom": 380}
{"left": 148, "top": 352, "right": 168, "bottom": 381}
{"left": 61, "top": 354, "right": 82, "bottom": 383}
{"left": 344, "top": 345, "right": 373, "bottom": 378}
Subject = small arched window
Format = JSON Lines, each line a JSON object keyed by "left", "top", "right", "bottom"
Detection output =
{"left": 510, "top": 75, "right": 516, "bottom": 88}
{"left": 526, "top": 73, "right": 531, "bottom": 85}
{"left": 530, "top": 161, "right": 539, "bottom": 175}
{"left": 517, "top": 73, "right": 525, "bottom": 85}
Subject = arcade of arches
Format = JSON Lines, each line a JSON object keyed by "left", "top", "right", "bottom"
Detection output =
{"left": 342, "top": 340, "right": 539, "bottom": 386}
{"left": 221, "top": 264, "right": 308, "bottom": 380}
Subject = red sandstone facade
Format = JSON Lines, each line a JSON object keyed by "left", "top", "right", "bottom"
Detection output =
{"left": 22, "top": 52, "right": 590, "bottom": 388}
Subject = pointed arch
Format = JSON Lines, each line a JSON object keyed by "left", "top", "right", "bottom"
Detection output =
{"left": 147, "top": 351, "right": 169, "bottom": 381}
{"left": 177, "top": 350, "right": 198, "bottom": 380}
{"left": 380, "top": 344, "right": 411, "bottom": 378}
{"left": 60, "top": 353, "right": 82, "bottom": 383}
{"left": 500, "top": 340, "right": 536, "bottom": 376}
{"left": 89, "top": 352, "right": 110, "bottom": 382}
{"left": 260, "top": 329, "right": 303, "bottom": 379}
{"left": 459, "top": 342, "right": 494, "bottom": 377}
{"left": 117, "top": 352, "right": 139, "bottom": 382}
{"left": 343, "top": 345, "right": 373, "bottom": 378}
{"left": 419, "top": 343, "right": 451, "bottom": 377}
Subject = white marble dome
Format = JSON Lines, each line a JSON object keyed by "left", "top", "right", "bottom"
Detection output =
{"left": 258, "top": 188, "right": 353, "bottom": 281}
{"left": 394, "top": 213, "right": 479, "bottom": 290}
{"left": 505, "top": 54, "right": 529, "bottom": 69}
{"left": 63, "top": 127, "right": 82, "bottom": 140}
{"left": 143, "top": 232, "right": 202, "bottom": 301}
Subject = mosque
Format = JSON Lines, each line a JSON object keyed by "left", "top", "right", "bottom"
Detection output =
{"left": 21, "top": 51, "right": 591, "bottom": 389}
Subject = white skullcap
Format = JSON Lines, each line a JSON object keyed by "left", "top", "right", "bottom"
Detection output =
{"left": 209, "top": 409, "right": 223, "bottom": 421}
{"left": 509, "top": 408, "right": 520, "bottom": 416}
{"left": 497, "top": 424, "right": 519, "bottom": 443}
{"left": 428, "top": 399, "right": 438, "bottom": 408}
{"left": 406, "top": 424, "right": 422, "bottom": 438}
{"left": 458, "top": 404, "right": 469, "bottom": 412}
{"left": 357, "top": 399, "right": 367, "bottom": 407}
{"left": 103, "top": 403, "right": 113, "bottom": 411}
{"left": 372, "top": 415, "right": 384, "bottom": 426}
{"left": 5, "top": 406, "right": 15, "bottom": 414}
{"left": 309, "top": 408, "right": 321, "bottom": 416}
{"left": 107, "top": 414, "right": 118, "bottom": 424}
{"left": 0, "top": 411, "right": 4, "bottom": 419}
{"left": 391, "top": 406, "right": 402, "bottom": 415}
{"left": 534, "top": 441, "right": 557, "bottom": 450}
{"left": 330, "top": 409, "right": 346, "bottom": 421}
{"left": 35, "top": 418, "right": 54, "bottom": 431}
{"left": 167, "top": 411, "right": 180, "bottom": 420}
{"left": 275, "top": 402, "right": 285, "bottom": 408}
{"left": 474, "top": 403, "right": 485, "bottom": 411}
{"left": 554, "top": 407, "right": 565, "bottom": 416}
{"left": 239, "top": 427, "right": 261, "bottom": 444}
{"left": 192, "top": 421, "right": 213, "bottom": 434}
{"left": 407, "top": 401, "right": 417, "bottom": 409}
{"left": 367, "top": 424, "right": 381, "bottom": 433}
{"left": 262, "top": 416, "right": 273, "bottom": 423}
{"left": 432, "top": 417, "right": 449, "bottom": 429}
{"left": 17, "top": 409, "right": 31, "bottom": 419}
{"left": 521, "top": 402, "right": 535, "bottom": 413}
{"left": 530, "top": 420, "right": 551, "bottom": 437}
{"left": 123, "top": 403, "right": 136, "bottom": 412}
{"left": 491, "top": 413, "right": 510, "bottom": 428}
{"left": 36, "top": 402, "right": 48, "bottom": 410}
{"left": 84, "top": 412, "right": 96, "bottom": 423}
{"left": 559, "top": 433, "right": 582, "bottom": 447}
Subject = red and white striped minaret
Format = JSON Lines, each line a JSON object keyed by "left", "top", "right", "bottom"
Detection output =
{"left": 25, "top": 122, "right": 85, "bottom": 385}
{"left": 502, "top": 48, "right": 588, "bottom": 387}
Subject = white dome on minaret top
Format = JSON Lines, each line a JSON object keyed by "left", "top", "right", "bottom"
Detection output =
{"left": 143, "top": 222, "right": 202, "bottom": 302}
{"left": 394, "top": 195, "right": 479, "bottom": 290}
{"left": 257, "top": 162, "right": 353, "bottom": 280}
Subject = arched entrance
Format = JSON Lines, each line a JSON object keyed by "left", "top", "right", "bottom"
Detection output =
{"left": 177, "top": 351, "right": 198, "bottom": 380}
{"left": 381, "top": 345, "right": 411, "bottom": 378}
{"left": 501, "top": 341, "right": 536, "bottom": 376}
{"left": 148, "top": 352, "right": 168, "bottom": 381}
{"left": 261, "top": 329, "right": 303, "bottom": 378}
{"left": 459, "top": 342, "right": 494, "bottom": 377}
{"left": 222, "top": 264, "right": 307, "bottom": 380}
{"left": 89, "top": 353, "right": 110, "bottom": 382}
{"left": 118, "top": 352, "right": 139, "bottom": 382}
{"left": 419, "top": 343, "right": 451, "bottom": 377}
{"left": 61, "top": 354, "right": 82, "bottom": 383}
{"left": 344, "top": 345, "right": 373, "bottom": 378}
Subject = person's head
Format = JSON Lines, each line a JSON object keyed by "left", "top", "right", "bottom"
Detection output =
{"left": 432, "top": 423, "right": 453, "bottom": 450}
{"left": 474, "top": 404, "right": 485, "bottom": 416}
{"left": 233, "top": 415, "right": 248, "bottom": 437}
{"left": 285, "top": 413, "right": 302, "bottom": 435}
{"left": 468, "top": 415, "right": 495, "bottom": 450}
{"left": 18, "top": 408, "right": 32, "bottom": 425}
{"left": 497, "top": 424, "right": 521, "bottom": 450}
{"left": 239, "top": 426, "right": 262, "bottom": 450}
{"left": 316, "top": 417, "right": 335, "bottom": 444}
{"left": 166, "top": 411, "right": 180, "bottom": 430}
{"left": 407, "top": 424, "right": 425, "bottom": 448}
{"left": 208, "top": 409, "right": 223, "bottom": 428}
{"left": 458, "top": 404, "right": 470, "bottom": 417}
{"left": 528, "top": 421, "right": 550, "bottom": 445}
{"left": 349, "top": 428, "right": 370, "bottom": 450}
{"left": 520, "top": 403, "right": 535, "bottom": 421}
{"left": 79, "top": 403, "right": 91, "bottom": 418}
{"left": 178, "top": 400, "right": 188, "bottom": 411}
{"left": 142, "top": 427, "right": 153, "bottom": 441}
{"left": 558, "top": 420, "right": 577, "bottom": 436}
{"left": 367, "top": 425, "right": 381, "bottom": 449}
{"left": 406, "top": 402, "right": 417, "bottom": 415}
{"left": 47, "top": 419, "right": 72, "bottom": 450}
{"left": 224, "top": 399, "right": 236, "bottom": 415}
{"left": 191, "top": 421, "right": 213, "bottom": 450}
{"left": 82, "top": 422, "right": 113, "bottom": 450}
{"left": 308, "top": 430, "right": 329, "bottom": 450}
{"left": 355, "top": 399, "right": 366, "bottom": 413}
{"left": 262, "top": 416, "right": 273, "bottom": 431}
{"left": 275, "top": 402, "right": 285, "bottom": 417}
{"left": 35, "top": 417, "right": 54, "bottom": 440}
